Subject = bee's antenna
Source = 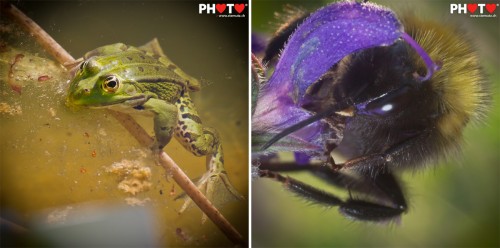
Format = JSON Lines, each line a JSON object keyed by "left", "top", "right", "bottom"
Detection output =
{"left": 261, "top": 102, "right": 351, "bottom": 150}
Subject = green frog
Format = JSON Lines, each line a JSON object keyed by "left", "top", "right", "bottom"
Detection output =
{"left": 66, "top": 39, "right": 243, "bottom": 216}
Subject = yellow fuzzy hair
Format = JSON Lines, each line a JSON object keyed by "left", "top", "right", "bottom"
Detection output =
{"left": 402, "top": 15, "right": 490, "bottom": 142}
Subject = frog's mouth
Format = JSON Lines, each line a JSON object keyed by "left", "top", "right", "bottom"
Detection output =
{"left": 68, "top": 94, "right": 148, "bottom": 109}
{"left": 89, "top": 95, "right": 150, "bottom": 109}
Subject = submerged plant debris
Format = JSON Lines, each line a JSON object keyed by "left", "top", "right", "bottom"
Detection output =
{"left": 106, "top": 158, "right": 153, "bottom": 196}
{"left": 0, "top": 22, "right": 68, "bottom": 96}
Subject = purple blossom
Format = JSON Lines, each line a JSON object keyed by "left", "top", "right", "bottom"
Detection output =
{"left": 253, "top": 1, "right": 403, "bottom": 152}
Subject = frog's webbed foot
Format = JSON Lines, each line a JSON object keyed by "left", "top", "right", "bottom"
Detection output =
{"left": 178, "top": 168, "right": 244, "bottom": 223}
{"left": 148, "top": 142, "right": 164, "bottom": 167}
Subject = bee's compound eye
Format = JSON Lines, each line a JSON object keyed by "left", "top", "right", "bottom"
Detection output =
{"left": 364, "top": 86, "right": 413, "bottom": 116}
{"left": 103, "top": 75, "right": 120, "bottom": 92}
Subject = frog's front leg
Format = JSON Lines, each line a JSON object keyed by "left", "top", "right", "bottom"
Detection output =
{"left": 141, "top": 98, "right": 178, "bottom": 150}
{"left": 174, "top": 92, "right": 243, "bottom": 220}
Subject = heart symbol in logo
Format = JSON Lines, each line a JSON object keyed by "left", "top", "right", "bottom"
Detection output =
{"left": 486, "top": 3, "right": 497, "bottom": 14}
{"left": 235, "top": 4, "right": 245, "bottom": 13}
{"left": 216, "top": 4, "right": 226, "bottom": 14}
{"left": 467, "top": 3, "right": 478, "bottom": 13}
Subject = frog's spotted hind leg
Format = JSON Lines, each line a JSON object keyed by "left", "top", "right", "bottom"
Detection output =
{"left": 174, "top": 92, "right": 243, "bottom": 221}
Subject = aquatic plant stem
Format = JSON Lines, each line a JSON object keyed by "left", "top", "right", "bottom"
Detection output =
{"left": 1, "top": 3, "right": 244, "bottom": 246}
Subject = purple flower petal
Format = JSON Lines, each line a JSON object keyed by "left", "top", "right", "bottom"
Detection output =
{"left": 294, "top": 152, "right": 312, "bottom": 165}
{"left": 253, "top": 1, "right": 403, "bottom": 151}
{"left": 272, "top": 1, "right": 403, "bottom": 104}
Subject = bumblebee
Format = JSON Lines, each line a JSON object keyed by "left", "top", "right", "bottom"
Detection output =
{"left": 252, "top": 2, "right": 489, "bottom": 222}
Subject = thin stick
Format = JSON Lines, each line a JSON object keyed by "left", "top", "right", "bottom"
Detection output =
{"left": 1, "top": 2, "right": 75, "bottom": 66}
{"left": 1, "top": 3, "right": 244, "bottom": 246}
{"left": 0, "top": 218, "right": 29, "bottom": 234}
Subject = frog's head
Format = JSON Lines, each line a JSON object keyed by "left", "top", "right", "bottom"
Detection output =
{"left": 67, "top": 58, "right": 140, "bottom": 109}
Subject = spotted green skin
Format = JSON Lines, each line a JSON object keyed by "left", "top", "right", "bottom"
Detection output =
{"left": 67, "top": 43, "right": 243, "bottom": 216}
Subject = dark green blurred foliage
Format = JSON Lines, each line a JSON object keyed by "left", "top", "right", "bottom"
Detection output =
{"left": 252, "top": 0, "right": 499, "bottom": 247}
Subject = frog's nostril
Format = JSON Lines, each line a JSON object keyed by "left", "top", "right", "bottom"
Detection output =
{"left": 72, "top": 88, "right": 90, "bottom": 100}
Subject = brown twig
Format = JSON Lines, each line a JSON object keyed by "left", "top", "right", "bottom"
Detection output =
{"left": 0, "top": 218, "right": 29, "bottom": 234}
{"left": 1, "top": 2, "right": 244, "bottom": 246}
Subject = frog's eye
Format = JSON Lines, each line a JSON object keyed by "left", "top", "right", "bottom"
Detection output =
{"left": 102, "top": 75, "right": 120, "bottom": 93}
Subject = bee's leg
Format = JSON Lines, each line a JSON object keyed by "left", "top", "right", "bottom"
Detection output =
{"left": 340, "top": 130, "right": 432, "bottom": 174}
{"left": 311, "top": 166, "right": 408, "bottom": 221}
{"left": 258, "top": 169, "right": 344, "bottom": 206}
{"left": 338, "top": 153, "right": 387, "bottom": 175}
{"left": 258, "top": 164, "right": 407, "bottom": 222}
